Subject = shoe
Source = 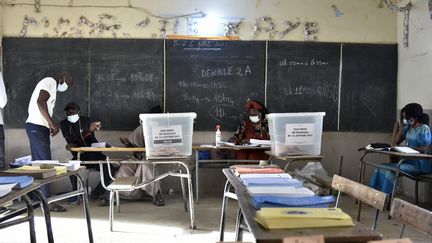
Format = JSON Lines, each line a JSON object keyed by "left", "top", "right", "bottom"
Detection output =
{"left": 153, "top": 191, "right": 165, "bottom": 207}
{"left": 98, "top": 199, "right": 109, "bottom": 207}
{"left": 66, "top": 196, "right": 81, "bottom": 205}
{"left": 49, "top": 202, "right": 67, "bottom": 212}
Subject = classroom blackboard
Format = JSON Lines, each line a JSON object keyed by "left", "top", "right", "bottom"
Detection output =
{"left": 2, "top": 38, "right": 89, "bottom": 128}
{"left": 267, "top": 42, "right": 341, "bottom": 131}
{"left": 166, "top": 40, "right": 266, "bottom": 131}
{"left": 89, "top": 39, "right": 163, "bottom": 130}
{"left": 340, "top": 44, "right": 397, "bottom": 132}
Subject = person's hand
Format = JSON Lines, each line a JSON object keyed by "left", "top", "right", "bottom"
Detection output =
{"left": 65, "top": 143, "right": 77, "bottom": 151}
{"left": 241, "top": 138, "right": 250, "bottom": 144}
{"left": 89, "top": 121, "right": 102, "bottom": 132}
{"left": 120, "top": 137, "right": 132, "bottom": 146}
{"left": 49, "top": 122, "right": 59, "bottom": 136}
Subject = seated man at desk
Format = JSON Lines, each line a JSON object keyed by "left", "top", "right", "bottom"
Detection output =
{"left": 60, "top": 102, "right": 114, "bottom": 203}
{"left": 229, "top": 99, "right": 270, "bottom": 160}
{"left": 117, "top": 105, "right": 164, "bottom": 206}
{"left": 369, "top": 103, "right": 431, "bottom": 194}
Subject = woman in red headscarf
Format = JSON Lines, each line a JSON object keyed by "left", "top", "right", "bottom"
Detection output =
{"left": 229, "top": 99, "right": 270, "bottom": 160}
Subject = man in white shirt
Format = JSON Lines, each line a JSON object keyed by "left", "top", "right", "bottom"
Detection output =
{"left": 0, "top": 72, "right": 8, "bottom": 171}
{"left": 26, "top": 71, "right": 73, "bottom": 212}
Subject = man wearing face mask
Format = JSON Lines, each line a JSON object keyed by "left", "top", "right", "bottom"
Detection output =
{"left": 229, "top": 99, "right": 270, "bottom": 160}
{"left": 60, "top": 102, "right": 114, "bottom": 204}
{"left": 26, "top": 71, "right": 73, "bottom": 212}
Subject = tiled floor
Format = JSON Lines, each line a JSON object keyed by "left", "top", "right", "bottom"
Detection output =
{"left": 1, "top": 195, "right": 431, "bottom": 243}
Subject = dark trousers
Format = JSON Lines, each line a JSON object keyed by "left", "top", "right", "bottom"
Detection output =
{"left": 26, "top": 123, "right": 51, "bottom": 196}
{"left": 0, "top": 125, "right": 5, "bottom": 171}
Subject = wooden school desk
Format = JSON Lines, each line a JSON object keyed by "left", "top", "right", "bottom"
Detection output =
{"left": 219, "top": 168, "right": 382, "bottom": 243}
{"left": 0, "top": 167, "right": 93, "bottom": 243}
{"left": 357, "top": 148, "right": 432, "bottom": 219}
{"left": 71, "top": 147, "right": 196, "bottom": 230}
{"left": 194, "top": 145, "right": 270, "bottom": 203}
{"left": 265, "top": 151, "right": 324, "bottom": 171}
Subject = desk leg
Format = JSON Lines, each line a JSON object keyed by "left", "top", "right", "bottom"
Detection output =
{"left": 32, "top": 189, "right": 54, "bottom": 243}
{"left": 235, "top": 208, "right": 244, "bottom": 242}
{"left": 219, "top": 180, "right": 231, "bottom": 242}
{"left": 195, "top": 150, "right": 200, "bottom": 204}
{"left": 75, "top": 173, "right": 94, "bottom": 243}
{"left": 180, "top": 169, "right": 188, "bottom": 212}
{"left": 357, "top": 153, "right": 367, "bottom": 222}
{"left": 187, "top": 172, "right": 196, "bottom": 229}
{"left": 22, "top": 194, "right": 37, "bottom": 243}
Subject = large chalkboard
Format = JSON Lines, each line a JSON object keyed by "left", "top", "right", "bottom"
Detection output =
{"left": 166, "top": 40, "right": 266, "bottom": 131}
{"left": 340, "top": 44, "right": 397, "bottom": 132}
{"left": 267, "top": 42, "right": 341, "bottom": 131}
{"left": 89, "top": 39, "right": 163, "bottom": 130}
{"left": 2, "top": 38, "right": 89, "bottom": 128}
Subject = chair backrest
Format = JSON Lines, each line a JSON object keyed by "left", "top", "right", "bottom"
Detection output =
{"left": 332, "top": 175, "right": 387, "bottom": 210}
{"left": 390, "top": 198, "right": 432, "bottom": 237}
{"left": 283, "top": 235, "right": 325, "bottom": 243}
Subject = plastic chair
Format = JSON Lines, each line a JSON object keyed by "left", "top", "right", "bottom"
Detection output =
{"left": 390, "top": 198, "right": 432, "bottom": 238}
{"left": 332, "top": 175, "right": 387, "bottom": 231}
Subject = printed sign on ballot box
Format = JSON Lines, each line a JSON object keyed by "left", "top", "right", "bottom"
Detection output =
{"left": 285, "top": 123, "right": 315, "bottom": 145}
{"left": 152, "top": 125, "right": 183, "bottom": 147}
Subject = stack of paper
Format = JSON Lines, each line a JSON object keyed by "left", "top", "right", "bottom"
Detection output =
{"left": 0, "top": 176, "right": 34, "bottom": 189}
{"left": 249, "top": 139, "right": 271, "bottom": 146}
{"left": 248, "top": 186, "right": 315, "bottom": 197}
{"left": 0, "top": 184, "right": 16, "bottom": 198}
{"left": 251, "top": 195, "right": 334, "bottom": 209}
{"left": 255, "top": 207, "right": 353, "bottom": 229}
{"left": 391, "top": 146, "right": 420, "bottom": 154}
{"left": 234, "top": 167, "right": 284, "bottom": 176}
{"left": 60, "top": 160, "right": 81, "bottom": 171}
{"left": 239, "top": 173, "right": 292, "bottom": 180}
{"left": 242, "top": 178, "right": 303, "bottom": 188}
{"left": 1, "top": 166, "right": 57, "bottom": 179}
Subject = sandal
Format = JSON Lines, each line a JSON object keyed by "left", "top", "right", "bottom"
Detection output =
{"left": 153, "top": 191, "right": 165, "bottom": 207}
{"left": 49, "top": 203, "right": 67, "bottom": 212}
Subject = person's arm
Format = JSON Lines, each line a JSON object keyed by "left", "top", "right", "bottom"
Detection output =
{"left": 229, "top": 121, "right": 247, "bottom": 145}
{"left": 0, "top": 72, "right": 7, "bottom": 109}
{"left": 391, "top": 120, "right": 405, "bottom": 146}
{"left": 37, "top": 90, "right": 58, "bottom": 136}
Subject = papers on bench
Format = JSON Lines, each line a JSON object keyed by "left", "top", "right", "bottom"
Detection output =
{"left": 255, "top": 207, "right": 354, "bottom": 229}
{"left": 391, "top": 146, "right": 420, "bottom": 154}
{"left": 234, "top": 167, "right": 284, "bottom": 176}
{"left": 248, "top": 186, "right": 315, "bottom": 197}
{"left": 0, "top": 184, "right": 16, "bottom": 198}
{"left": 0, "top": 176, "right": 34, "bottom": 189}
{"left": 251, "top": 195, "right": 335, "bottom": 209}
{"left": 239, "top": 173, "right": 292, "bottom": 180}
{"left": 242, "top": 178, "right": 303, "bottom": 188}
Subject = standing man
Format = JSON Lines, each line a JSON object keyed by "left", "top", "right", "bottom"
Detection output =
{"left": 0, "top": 71, "right": 7, "bottom": 171}
{"left": 26, "top": 71, "right": 73, "bottom": 212}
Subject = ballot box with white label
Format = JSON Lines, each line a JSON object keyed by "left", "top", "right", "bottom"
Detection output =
{"left": 139, "top": 112, "right": 197, "bottom": 159}
{"left": 267, "top": 112, "right": 325, "bottom": 156}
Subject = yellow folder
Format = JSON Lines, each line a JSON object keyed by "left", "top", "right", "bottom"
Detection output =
{"left": 255, "top": 207, "right": 354, "bottom": 229}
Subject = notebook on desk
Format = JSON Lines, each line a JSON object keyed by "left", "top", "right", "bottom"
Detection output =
{"left": 0, "top": 176, "right": 34, "bottom": 189}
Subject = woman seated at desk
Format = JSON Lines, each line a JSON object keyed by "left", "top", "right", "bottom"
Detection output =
{"left": 228, "top": 99, "right": 270, "bottom": 160}
{"left": 369, "top": 103, "right": 431, "bottom": 194}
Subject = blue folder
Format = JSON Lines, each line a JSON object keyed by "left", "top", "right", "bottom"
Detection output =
{"left": 0, "top": 176, "right": 34, "bottom": 189}
{"left": 242, "top": 178, "right": 303, "bottom": 188}
{"left": 251, "top": 195, "right": 335, "bottom": 209}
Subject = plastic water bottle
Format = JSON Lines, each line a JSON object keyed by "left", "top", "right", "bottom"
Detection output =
{"left": 215, "top": 125, "right": 221, "bottom": 146}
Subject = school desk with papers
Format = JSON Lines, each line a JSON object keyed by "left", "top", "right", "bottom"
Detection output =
{"left": 219, "top": 168, "right": 381, "bottom": 243}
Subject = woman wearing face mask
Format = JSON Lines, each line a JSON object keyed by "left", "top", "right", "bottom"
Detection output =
{"left": 229, "top": 99, "right": 270, "bottom": 160}
{"left": 369, "top": 103, "right": 431, "bottom": 194}
{"left": 60, "top": 102, "right": 114, "bottom": 204}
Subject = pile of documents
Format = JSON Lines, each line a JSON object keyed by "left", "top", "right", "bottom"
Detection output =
{"left": 0, "top": 175, "right": 34, "bottom": 198}
{"left": 232, "top": 165, "right": 350, "bottom": 230}
{"left": 255, "top": 208, "right": 354, "bottom": 229}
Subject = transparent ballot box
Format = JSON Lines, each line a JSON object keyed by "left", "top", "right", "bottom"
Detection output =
{"left": 267, "top": 112, "right": 325, "bottom": 156}
{"left": 139, "top": 112, "right": 197, "bottom": 159}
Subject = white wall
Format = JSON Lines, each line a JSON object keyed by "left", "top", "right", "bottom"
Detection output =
{"left": 397, "top": 0, "right": 432, "bottom": 109}
{"left": 1, "top": 0, "right": 396, "bottom": 42}
{"left": 397, "top": 0, "right": 432, "bottom": 202}
{"left": 0, "top": 0, "right": 400, "bottom": 195}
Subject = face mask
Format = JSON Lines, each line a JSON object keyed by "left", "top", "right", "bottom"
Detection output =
{"left": 410, "top": 119, "right": 415, "bottom": 125}
{"left": 57, "top": 81, "right": 68, "bottom": 92}
{"left": 403, "top": 119, "right": 408, "bottom": 125}
{"left": 67, "top": 114, "right": 79, "bottom": 123}
{"left": 249, "top": 116, "right": 260, "bottom": 123}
